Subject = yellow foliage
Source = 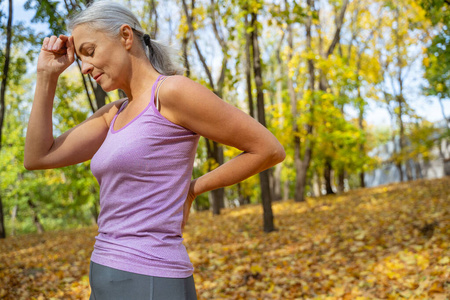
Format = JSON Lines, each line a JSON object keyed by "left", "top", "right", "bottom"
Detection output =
{"left": 1, "top": 178, "right": 449, "bottom": 299}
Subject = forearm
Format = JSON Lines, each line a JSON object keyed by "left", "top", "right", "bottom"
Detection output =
{"left": 191, "top": 149, "right": 284, "bottom": 197}
{"left": 24, "top": 73, "right": 58, "bottom": 169}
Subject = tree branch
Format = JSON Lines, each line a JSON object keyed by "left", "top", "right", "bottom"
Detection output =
{"left": 0, "top": 0, "right": 13, "bottom": 153}
{"left": 75, "top": 59, "right": 96, "bottom": 114}
{"left": 181, "top": 0, "right": 215, "bottom": 90}
{"left": 326, "top": 0, "right": 349, "bottom": 57}
{"left": 210, "top": 0, "right": 227, "bottom": 50}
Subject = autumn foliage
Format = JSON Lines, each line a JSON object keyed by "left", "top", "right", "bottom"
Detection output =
{"left": 1, "top": 177, "right": 449, "bottom": 299}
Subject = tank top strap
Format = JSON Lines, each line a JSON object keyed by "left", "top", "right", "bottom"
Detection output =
{"left": 155, "top": 76, "right": 170, "bottom": 111}
{"left": 118, "top": 99, "right": 128, "bottom": 113}
{"left": 149, "top": 74, "right": 164, "bottom": 110}
{"left": 109, "top": 99, "right": 129, "bottom": 131}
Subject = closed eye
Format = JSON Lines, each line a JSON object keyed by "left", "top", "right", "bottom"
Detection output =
{"left": 86, "top": 47, "right": 95, "bottom": 56}
{"left": 77, "top": 42, "right": 96, "bottom": 57}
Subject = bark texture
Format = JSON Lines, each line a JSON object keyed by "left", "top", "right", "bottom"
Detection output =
{"left": 251, "top": 12, "right": 275, "bottom": 232}
{"left": 0, "top": 0, "right": 13, "bottom": 239}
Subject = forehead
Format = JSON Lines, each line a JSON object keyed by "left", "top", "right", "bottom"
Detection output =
{"left": 72, "top": 24, "right": 112, "bottom": 51}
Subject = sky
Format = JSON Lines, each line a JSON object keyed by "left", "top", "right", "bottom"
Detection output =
{"left": 8, "top": 0, "right": 450, "bottom": 128}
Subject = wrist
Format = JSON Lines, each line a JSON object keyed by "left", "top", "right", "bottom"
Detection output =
{"left": 190, "top": 178, "right": 200, "bottom": 198}
{"left": 36, "top": 70, "right": 60, "bottom": 82}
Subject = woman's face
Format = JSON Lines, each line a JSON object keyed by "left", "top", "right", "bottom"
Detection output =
{"left": 72, "top": 24, "right": 130, "bottom": 92}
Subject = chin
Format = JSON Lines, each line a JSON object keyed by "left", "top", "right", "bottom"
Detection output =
{"left": 98, "top": 83, "right": 117, "bottom": 93}
{"left": 101, "top": 86, "right": 115, "bottom": 93}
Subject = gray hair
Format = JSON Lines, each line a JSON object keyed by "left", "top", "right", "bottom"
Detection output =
{"left": 67, "top": 1, "right": 184, "bottom": 76}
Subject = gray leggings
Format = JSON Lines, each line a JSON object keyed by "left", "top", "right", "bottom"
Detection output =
{"left": 89, "top": 261, "right": 198, "bottom": 300}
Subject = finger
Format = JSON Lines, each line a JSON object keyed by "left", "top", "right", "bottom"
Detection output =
{"left": 66, "top": 36, "right": 75, "bottom": 62}
{"left": 47, "top": 35, "right": 58, "bottom": 51}
{"left": 42, "top": 37, "right": 50, "bottom": 50}
{"left": 58, "top": 34, "right": 69, "bottom": 41}
{"left": 52, "top": 37, "right": 65, "bottom": 51}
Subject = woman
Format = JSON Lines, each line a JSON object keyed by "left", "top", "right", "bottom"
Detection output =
{"left": 24, "top": 1, "right": 285, "bottom": 299}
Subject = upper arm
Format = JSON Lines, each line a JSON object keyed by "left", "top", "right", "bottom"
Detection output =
{"left": 158, "top": 76, "right": 285, "bottom": 159}
{"left": 27, "top": 99, "right": 124, "bottom": 170}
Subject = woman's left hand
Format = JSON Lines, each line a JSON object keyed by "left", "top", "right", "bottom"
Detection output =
{"left": 181, "top": 181, "right": 196, "bottom": 232}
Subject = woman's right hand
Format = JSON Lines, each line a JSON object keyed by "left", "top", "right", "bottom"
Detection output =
{"left": 37, "top": 35, "right": 75, "bottom": 77}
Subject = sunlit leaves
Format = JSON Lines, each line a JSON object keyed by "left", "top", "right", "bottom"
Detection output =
{"left": 1, "top": 177, "right": 448, "bottom": 299}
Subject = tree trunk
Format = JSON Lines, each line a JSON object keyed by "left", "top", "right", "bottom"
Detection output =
{"left": 182, "top": 0, "right": 225, "bottom": 214}
{"left": 236, "top": 182, "right": 244, "bottom": 206}
{"left": 251, "top": 12, "right": 274, "bottom": 232}
{"left": 359, "top": 172, "right": 365, "bottom": 188}
{"left": 415, "top": 161, "right": 422, "bottom": 179}
{"left": 284, "top": 0, "right": 312, "bottom": 203}
{"left": 295, "top": 158, "right": 310, "bottom": 202}
{"left": 0, "top": 0, "right": 13, "bottom": 239}
{"left": 27, "top": 199, "right": 44, "bottom": 234}
{"left": 394, "top": 3, "right": 411, "bottom": 182}
{"left": 397, "top": 102, "right": 406, "bottom": 182}
{"left": 397, "top": 93, "right": 412, "bottom": 181}
{"left": 283, "top": 179, "right": 289, "bottom": 201}
{"left": 292, "top": 0, "right": 316, "bottom": 203}
{"left": 244, "top": 12, "right": 255, "bottom": 118}
{"left": 182, "top": 34, "right": 191, "bottom": 77}
{"left": 11, "top": 203, "right": 18, "bottom": 236}
{"left": 273, "top": 164, "right": 282, "bottom": 201}
{"left": 318, "top": 0, "right": 349, "bottom": 194}
{"left": 274, "top": 31, "right": 285, "bottom": 202}
{"left": 337, "top": 168, "right": 345, "bottom": 193}
{"left": 324, "top": 160, "right": 335, "bottom": 194}
{"left": 92, "top": 81, "right": 107, "bottom": 109}
{"left": 358, "top": 92, "right": 366, "bottom": 188}
{"left": 0, "top": 197, "right": 5, "bottom": 239}
{"left": 75, "top": 59, "right": 96, "bottom": 113}
{"left": 312, "top": 171, "right": 321, "bottom": 197}
{"left": 148, "top": 0, "right": 159, "bottom": 38}
{"left": 91, "top": 201, "right": 99, "bottom": 224}
{"left": 353, "top": 13, "right": 382, "bottom": 188}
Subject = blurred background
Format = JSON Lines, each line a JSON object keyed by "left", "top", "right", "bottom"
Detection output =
{"left": 0, "top": 0, "right": 449, "bottom": 236}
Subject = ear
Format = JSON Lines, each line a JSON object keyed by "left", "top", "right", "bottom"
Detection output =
{"left": 119, "top": 24, "right": 134, "bottom": 50}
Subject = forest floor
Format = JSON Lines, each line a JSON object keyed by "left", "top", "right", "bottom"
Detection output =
{"left": 0, "top": 177, "right": 449, "bottom": 300}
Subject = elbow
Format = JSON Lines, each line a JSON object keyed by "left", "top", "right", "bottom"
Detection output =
{"left": 23, "top": 153, "right": 43, "bottom": 171}
{"left": 274, "top": 144, "right": 286, "bottom": 164}
{"left": 266, "top": 142, "right": 286, "bottom": 167}
{"left": 23, "top": 159, "right": 37, "bottom": 171}
{"left": 23, "top": 150, "right": 35, "bottom": 170}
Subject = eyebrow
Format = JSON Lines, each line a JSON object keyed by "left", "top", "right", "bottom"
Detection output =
{"left": 77, "top": 42, "right": 92, "bottom": 56}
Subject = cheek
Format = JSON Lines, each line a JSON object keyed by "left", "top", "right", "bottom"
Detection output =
{"left": 114, "top": 58, "right": 131, "bottom": 77}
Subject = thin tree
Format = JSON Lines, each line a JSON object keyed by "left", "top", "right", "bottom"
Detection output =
{"left": 181, "top": 0, "right": 226, "bottom": 214}
{"left": 291, "top": 0, "right": 315, "bottom": 202}
{"left": 250, "top": 9, "right": 275, "bottom": 232}
{"left": 0, "top": 0, "right": 13, "bottom": 239}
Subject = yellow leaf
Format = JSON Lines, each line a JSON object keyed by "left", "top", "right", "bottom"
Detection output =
{"left": 250, "top": 264, "right": 262, "bottom": 274}
{"left": 438, "top": 256, "right": 449, "bottom": 265}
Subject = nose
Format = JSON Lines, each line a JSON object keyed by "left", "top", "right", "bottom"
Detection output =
{"left": 81, "top": 60, "right": 93, "bottom": 75}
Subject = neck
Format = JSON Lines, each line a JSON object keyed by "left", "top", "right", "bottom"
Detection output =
{"left": 120, "top": 56, "right": 160, "bottom": 101}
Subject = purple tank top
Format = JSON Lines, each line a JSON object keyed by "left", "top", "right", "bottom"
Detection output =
{"left": 90, "top": 75, "right": 200, "bottom": 278}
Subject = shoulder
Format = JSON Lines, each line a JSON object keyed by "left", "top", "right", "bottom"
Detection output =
{"left": 158, "top": 75, "right": 219, "bottom": 110}
{"left": 91, "top": 98, "right": 128, "bottom": 127}
{"left": 158, "top": 75, "right": 201, "bottom": 99}
{"left": 157, "top": 75, "right": 224, "bottom": 124}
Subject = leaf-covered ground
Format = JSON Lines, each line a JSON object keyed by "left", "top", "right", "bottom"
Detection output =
{"left": 0, "top": 177, "right": 449, "bottom": 299}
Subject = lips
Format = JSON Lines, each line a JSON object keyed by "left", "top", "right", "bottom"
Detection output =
{"left": 93, "top": 73, "right": 103, "bottom": 82}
